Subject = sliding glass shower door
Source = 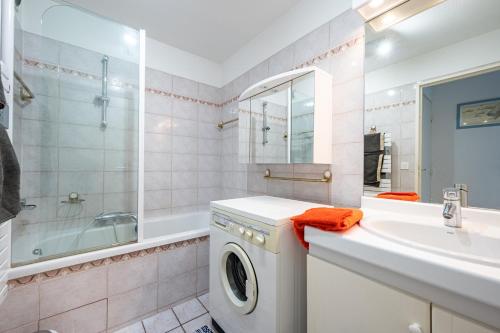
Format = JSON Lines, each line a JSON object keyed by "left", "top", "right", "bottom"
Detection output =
{"left": 11, "top": 0, "right": 141, "bottom": 266}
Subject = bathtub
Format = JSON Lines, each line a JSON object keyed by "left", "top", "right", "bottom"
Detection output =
{"left": 9, "top": 211, "right": 210, "bottom": 280}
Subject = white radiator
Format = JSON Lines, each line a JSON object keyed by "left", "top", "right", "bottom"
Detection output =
{"left": 0, "top": 221, "right": 10, "bottom": 305}
{"left": 364, "top": 133, "right": 392, "bottom": 194}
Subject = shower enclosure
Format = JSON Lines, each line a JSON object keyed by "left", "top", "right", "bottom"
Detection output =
{"left": 11, "top": 0, "right": 143, "bottom": 266}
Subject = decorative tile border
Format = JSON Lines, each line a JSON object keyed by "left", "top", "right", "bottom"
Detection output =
{"left": 146, "top": 87, "right": 221, "bottom": 107}
{"left": 8, "top": 235, "right": 209, "bottom": 289}
{"left": 294, "top": 35, "right": 364, "bottom": 70}
{"left": 21, "top": 33, "right": 363, "bottom": 112}
{"left": 365, "top": 100, "right": 416, "bottom": 112}
{"left": 220, "top": 34, "right": 364, "bottom": 108}
{"left": 22, "top": 58, "right": 221, "bottom": 107}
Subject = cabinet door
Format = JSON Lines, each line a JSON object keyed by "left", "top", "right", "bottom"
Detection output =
{"left": 432, "top": 306, "right": 500, "bottom": 333}
{"left": 307, "top": 255, "right": 431, "bottom": 333}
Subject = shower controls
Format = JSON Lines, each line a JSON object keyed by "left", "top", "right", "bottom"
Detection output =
{"left": 61, "top": 192, "right": 85, "bottom": 204}
{"left": 97, "top": 55, "right": 110, "bottom": 129}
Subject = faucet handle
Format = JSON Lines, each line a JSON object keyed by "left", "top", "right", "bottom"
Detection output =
{"left": 443, "top": 187, "right": 460, "bottom": 201}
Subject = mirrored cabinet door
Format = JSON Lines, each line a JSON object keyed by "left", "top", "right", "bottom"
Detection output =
{"left": 291, "top": 72, "right": 315, "bottom": 163}
{"left": 238, "top": 67, "right": 332, "bottom": 165}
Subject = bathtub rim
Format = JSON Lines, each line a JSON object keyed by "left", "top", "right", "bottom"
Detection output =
{"left": 8, "top": 215, "right": 209, "bottom": 280}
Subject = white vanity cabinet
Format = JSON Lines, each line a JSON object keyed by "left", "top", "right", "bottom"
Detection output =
{"left": 307, "top": 255, "right": 500, "bottom": 333}
{"left": 432, "top": 307, "right": 500, "bottom": 333}
{"left": 307, "top": 255, "right": 431, "bottom": 333}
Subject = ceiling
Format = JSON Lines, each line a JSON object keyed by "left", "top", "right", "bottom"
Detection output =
{"left": 64, "top": 0, "right": 301, "bottom": 63}
{"left": 365, "top": 0, "right": 500, "bottom": 72}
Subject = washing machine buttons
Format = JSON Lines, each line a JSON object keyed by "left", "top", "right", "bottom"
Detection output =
{"left": 245, "top": 229, "right": 253, "bottom": 239}
{"left": 255, "top": 233, "right": 265, "bottom": 245}
{"left": 238, "top": 226, "right": 245, "bottom": 235}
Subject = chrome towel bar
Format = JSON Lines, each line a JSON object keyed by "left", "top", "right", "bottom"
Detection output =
{"left": 14, "top": 71, "right": 35, "bottom": 101}
{"left": 264, "top": 169, "right": 332, "bottom": 183}
{"left": 217, "top": 118, "right": 238, "bottom": 129}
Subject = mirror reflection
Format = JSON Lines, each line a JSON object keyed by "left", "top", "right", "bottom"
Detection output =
{"left": 363, "top": 0, "right": 500, "bottom": 209}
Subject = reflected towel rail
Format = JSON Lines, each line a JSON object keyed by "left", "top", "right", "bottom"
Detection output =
{"left": 14, "top": 72, "right": 35, "bottom": 101}
{"left": 217, "top": 118, "right": 238, "bottom": 129}
{"left": 264, "top": 169, "right": 332, "bottom": 183}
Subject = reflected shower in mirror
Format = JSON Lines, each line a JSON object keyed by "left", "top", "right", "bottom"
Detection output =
{"left": 362, "top": 0, "right": 500, "bottom": 210}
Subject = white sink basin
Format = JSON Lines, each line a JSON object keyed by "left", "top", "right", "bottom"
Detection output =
{"left": 361, "top": 216, "right": 500, "bottom": 267}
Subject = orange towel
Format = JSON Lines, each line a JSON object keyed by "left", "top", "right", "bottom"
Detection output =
{"left": 376, "top": 192, "right": 420, "bottom": 201}
{"left": 291, "top": 208, "right": 363, "bottom": 249}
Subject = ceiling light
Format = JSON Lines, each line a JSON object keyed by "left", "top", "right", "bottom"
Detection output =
{"left": 377, "top": 40, "right": 392, "bottom": 56}
{"left": 366, "top": 0, "right": 446, "bottom": 32}
{"left": 387, "top": 89, "right": 396, "bottom": 96}
{"left": 381, "top": 13, "right": 397, "bottom": 25}
{"left": 355, "top": 0, "right": 406, "bottom": 21}
{"left": 369, "top": 0, "right": 384, "bottom": 8}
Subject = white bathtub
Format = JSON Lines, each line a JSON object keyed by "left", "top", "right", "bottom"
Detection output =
{"left": 9, "top": 211, "right": 210, "bottom": 280}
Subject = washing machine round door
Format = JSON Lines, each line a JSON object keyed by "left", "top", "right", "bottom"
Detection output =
{"left": 220, "top": 242, "right": 258, "bottom": 315}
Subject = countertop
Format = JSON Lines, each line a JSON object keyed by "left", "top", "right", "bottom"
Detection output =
{"left": 305, "top": 198, "right": 500, "bottom": 330}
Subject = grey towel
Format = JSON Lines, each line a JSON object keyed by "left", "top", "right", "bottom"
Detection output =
{"left": 364, "top": 152, "right": 383, "bottom": 186}
{"left": 0, "top": 125, "right": 21, "bottom": 223}
{"left": 364, "top": 133, "right": 384, "bottom": 153}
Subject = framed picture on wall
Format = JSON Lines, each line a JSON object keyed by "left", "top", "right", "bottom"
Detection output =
{"left": 457, "top": 97, "right": 500, "bottom": 129}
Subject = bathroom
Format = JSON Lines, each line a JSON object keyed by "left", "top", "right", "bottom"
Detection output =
{"left": 0, "top": 0, "right": 499, "bottom": 332}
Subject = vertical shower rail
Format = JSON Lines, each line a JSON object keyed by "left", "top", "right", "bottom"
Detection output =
{"left": 99, "top": 55, "right": 110, "bottom": 128}
{"left": 262, "top": 101, "right": 269, "bottom": 145}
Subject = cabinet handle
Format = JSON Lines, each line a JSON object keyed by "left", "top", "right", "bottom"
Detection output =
{"left": 408, "top": 323, "right": 423, "bottom": 333}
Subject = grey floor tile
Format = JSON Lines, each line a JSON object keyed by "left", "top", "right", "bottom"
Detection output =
{"left": 182, "top": 314, "right": 214, "bottom": 333}
{"left": 143, "top": 309, "right": 180, "bottom": 333}
{"left": 173, "top": 298, "right": 207, "bottom": 324}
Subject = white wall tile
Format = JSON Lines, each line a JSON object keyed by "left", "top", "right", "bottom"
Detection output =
{"left": 108, "top": 283, "right": 158, "bottom": 328}
{"left": 157, "top": 271, "right": 196, "bottom": 308}
{"left": 158, "top": 245, "right": 197, "bottom": 281}
{"left": 172, "top": 76, "right": 198, "bottom": 98}
{"left": 0, "top": 284, "right": 39, "bottom": 332}
{"left": 39, "top": 299, "right": 107, "bottom": 333}
{"left": 108, "top": 255, "right": 158, "bottom": 296}
{"left": 39, "top": 266, "right": 107, "bottom": 318}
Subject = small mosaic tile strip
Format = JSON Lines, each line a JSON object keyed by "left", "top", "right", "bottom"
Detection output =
{"left": 146, "top": 87, "right": 221, "bottom": 107}
{"left": 21, "top": 33, "right": 362, "bottom": 115}
{"left": 22, "top": 58, "right": 220, "bottom": 107}
{"left": 294, "top": 35, "right": 364, "bottom": 70}
{"left": 365, "top": 100, "right": 416, "bottom": 112}
{"left": 220, "top": 34, "right": 364, "bottom": 108}
{"left": 8, "top": 235, "right": 209, "bottom": 289}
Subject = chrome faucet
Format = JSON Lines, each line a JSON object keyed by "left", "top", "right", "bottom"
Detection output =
{"left": 443, "top": 188, "right": 462, "bottom": 228}
{"left": 454, "top": 183, "right": 469, "bottom": 208}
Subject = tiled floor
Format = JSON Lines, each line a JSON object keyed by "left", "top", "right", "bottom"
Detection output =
{"left": 114, "top": 293, "right": 216, "bottom": 333}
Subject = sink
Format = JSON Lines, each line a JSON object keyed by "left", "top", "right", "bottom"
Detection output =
{"left": 361, "top": 216, "right": 500, "bottom": 267}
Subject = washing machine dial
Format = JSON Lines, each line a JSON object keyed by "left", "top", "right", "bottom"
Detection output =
{"left": 238, "top": 226, "right": 245, "bottom": 235}
{"left": 245, "top": 229, "right": 253, "bottom": 239}
{"left": 255, "top": 234, "right": 265, "bottom": 245}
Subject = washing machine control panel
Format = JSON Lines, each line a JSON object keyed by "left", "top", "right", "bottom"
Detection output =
{"left": 211, "top": 211, "right": 278, "bottom": 252}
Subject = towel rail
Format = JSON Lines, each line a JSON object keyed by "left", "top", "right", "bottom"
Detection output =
{"left": 264, "top": 169, "right": 332, "bottom": 183}
{"left": 217, "top": 118, "right": 238, "bottom": 129}
{"left": 14, "top": 72, "right": 34, "bottom": 101}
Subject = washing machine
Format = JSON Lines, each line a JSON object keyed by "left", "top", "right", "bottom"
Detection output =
{"left": 209, "top": 196, "right": 328, "bottom": 333}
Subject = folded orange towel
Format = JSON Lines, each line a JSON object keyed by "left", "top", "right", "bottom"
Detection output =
{"left": 291, "top": 208, "right": 363, "bottom": 249}
{"left": 376, "top": 192, "right": 420, "bottom": 201}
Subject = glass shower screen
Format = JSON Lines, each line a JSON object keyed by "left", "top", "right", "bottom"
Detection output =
{"left": 11, "top": 0, "right": 142, "bottom": 265}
